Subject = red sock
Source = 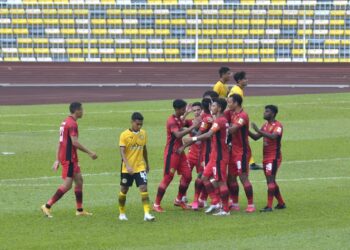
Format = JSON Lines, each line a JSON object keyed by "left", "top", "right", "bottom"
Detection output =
{"left": 267, "top": 183, "right": 276, "bottom": 208}
{"left": 219, "top": 185, "right": 229, "bottom": 212}
{"left": 203, "top": 180, "right": 219, "bottom": 205}
{"left": 47, "top": 186, "right": 68, "bottom": 207}
{"left": 74, "top": 187, "right": 83, "bottom": 210}
{"left": 243, "top": 182, "right": 254, "bottom": 205}
{"left": 228, "top": 182, "right": 239, "bottom": 203}
{"left": 155, "top": 175, "right": 173, "bottom": 205}
{"left": 176, "top": 175, "right": 191, "bottom": 200}
{"left": 193, "top": 178, "right": 203, "bottom": 201}
{"left": 199, "top": 189, "right": 208, "bottom": 201}
{"left": 274, "top": 184, "right": 285, "bottom": 205}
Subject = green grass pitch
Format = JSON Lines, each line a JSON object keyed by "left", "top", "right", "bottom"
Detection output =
{"left": 0, "top": 93, "right": 350, "bottom": 249}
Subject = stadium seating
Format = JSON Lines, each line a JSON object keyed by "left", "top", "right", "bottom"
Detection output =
{"left": 0, "top": 1, "right": 349, "bottom": 62}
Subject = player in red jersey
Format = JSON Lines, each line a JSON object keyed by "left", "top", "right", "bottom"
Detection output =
{"left": 41, "top": 102, "right": 98, "bottom": 218}
{"left": 227, "top": 94, "right": 256, "bottom": 213}
{"left": 153, "top": 99, "right": 200, "bottom": 212}
{"left": 184, "top": 98, "right": 230, "bottom": 216}
{"left": 249, "top": 105, "right": 286, "bottom": 212}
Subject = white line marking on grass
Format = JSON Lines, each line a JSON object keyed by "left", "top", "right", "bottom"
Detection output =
{"left": 1, "top": 157, "right": 349, "bottom": 183}
{"left": 1, "top": 152, "right": 15, "bottom": 155}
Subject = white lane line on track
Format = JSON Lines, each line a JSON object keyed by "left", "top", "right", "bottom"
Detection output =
{"left": 0, "top": 157, "right": 349, "bottom": 183}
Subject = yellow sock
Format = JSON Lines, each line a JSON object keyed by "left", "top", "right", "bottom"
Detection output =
{"left": 249, "top": 156, "right": 255, "bottom": 165}
{"left": 141, "top": 192, "right": 150, "bottom": 214}
{"left": 118, "top": 192, "right": 126, "bottom": 214}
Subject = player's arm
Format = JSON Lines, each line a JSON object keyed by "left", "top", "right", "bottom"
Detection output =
{"left": 180, "top": 104, "right": 192, "bottom": 121}
{"left": 172, "top": 119, "right": 200, "bottom": 139}
{"left": 143, "top": 145, "right": 150, "bottom": 173}
{"left": 120, "top": 146, "right": 133, "bottom": 174}
{"left": 228, "top": 124, "right": 240, "bottom": 134}
{"left": 249, "top": 124, "right": 263, "bottom": 141}
{"left": 251, "top": 122, "right": 279, "bottom": 140}
{"left": 71, "top": 136, "right": 97, "bottom": 160}
{"left": 52, "top": 141, "right": 60, "bottom": 171}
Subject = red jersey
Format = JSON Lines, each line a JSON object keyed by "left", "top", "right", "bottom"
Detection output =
{"left": 188, "top": 120, "right": 201, "bottom": 161}
{"left": 261, "top": 120, "right": 283, "bottom": 161}
{"left": 231, "top": 109, "right": 251, "bottom": 156}
{"left": 209, "top": 115, "right": 229, "bottom": 161}
{"left": 164, "top": 115, "right": 190, "bottom": 155}
{"left": 199, "top": 112, "right": 214, "bottom": 164}
{"left": 224, "top": 110, "right": 234, "bottom": 125}
{"left": 58, "top": 116, "right": 78, "bottom": 163}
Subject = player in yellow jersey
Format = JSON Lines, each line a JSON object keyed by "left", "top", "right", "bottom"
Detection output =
{"left": 118, "top": 112, "right": 155, "bottom": 222}
{"left": 213, "top": 67, "right": 232, "bottom": 98}
{"left": 229, "top": 71, "right": 262, "bottom": 171}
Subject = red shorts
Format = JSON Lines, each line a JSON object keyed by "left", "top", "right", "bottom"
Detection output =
{"left": 164, "top": 152, "right": 191, "bottom": 177}
{"left": 187, "top": 155, "right": 204, "bottom": 174}
{"left": 263, "top": 159, "right": 282, "bottom": 176}
{"left": 228, "top": 152, "right": 251, "bottom": 176}
{"left": 203, "top": 158, "right": 228, "bottom": 182}
{"left": 61, "top": 161, "right": 80, "bottom": 179}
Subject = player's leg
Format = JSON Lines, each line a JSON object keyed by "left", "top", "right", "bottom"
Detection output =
{"left": 73, "top": 171, "right": 92, "bottom": 216}
{"left": 41, "top": 161, "right": 74, "bottom": 217}
{"left": 249, "top": 155, "right": 262, "bottom": 170}
{"left": 202, "top": 163, "right": 221, "bottom": 214}
{"left": 174, "top": 154, "right": 192, "bottom": 209}
{"left": 119, "top": 173, "right": 132, "bottom": 220}
{"left": 135, "top": 171, "right": 155, "bottom": 221}
{"left": 271, "top": 160, "right": 286, "bottom": 209}
{"left": 239, "top": 173, "right": 255, "bottom": 213}
{"left": 227, "top": 174, "right": 240, "bottom": 211}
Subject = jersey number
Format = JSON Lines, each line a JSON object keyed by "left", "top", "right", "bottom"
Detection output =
{"left": 59, "top": 126, "right": 64, "bottom": 142}
{"left": 140, "top": 171, "right": 147, "bottom": 183}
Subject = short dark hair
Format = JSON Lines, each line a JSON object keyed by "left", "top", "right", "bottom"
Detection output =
{"left": 201, "top": 98, "right": 211, "bottom": 112}
{"left": 229, "top": 94, "right": 243, "bottom": 106}
{"left": 212, "top": 97, "right": 227, "bottom": 111}
{"left": 234, "top": 71, "right": 246, "bottom": 82}
{"left": 202, "top": 90, "right": 219, "bottom": 98}
{"left": 265, "top": 105, "right": 278, "bottom": 117}
{"left": 192, "top": 102, "right": 202, "bottom": 108}
{"left": 219, "top": 67, "right": 230, "bottom": 77}
{"left": 69, "top": 102, "right": 82, "bottom": 114}
{"left": 173, "top": 99, "right": 187, "bottom": 109}
{"left": 131, "top": 112, "right": 144, "bottom": 121}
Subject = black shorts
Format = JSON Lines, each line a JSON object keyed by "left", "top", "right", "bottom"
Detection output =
{"left": 120, "top": 171, "right": 148, "bottom": 187}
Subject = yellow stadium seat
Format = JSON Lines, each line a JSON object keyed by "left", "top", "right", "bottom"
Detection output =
{"left": 101, "top": 0, "right": 115, "bottom": 3}
{"left": 325, "top": 39, "right": 341, "bottom": 45}
{"left": 0, "top": 9, "right": 9, "bottom": 15}
{"left": 74, "top": 9, "right": 89, "bottom": 15}
{"left": 308, "top": 58, "right": 323, "bottom": 63}
{"left": 61, "top": 29, "right": 76, "bottom": 35}
{"left": 60, "top": 19, "right": 75, "bottom": 25}
{"left": 18, "top": 38, "right": 33, "bottom": 44}
{"left": 186, "top": 29, "right": 202, "bottom": 35}
{"left": 148, "top": 0, "right": 162, "bottom": 3}
{"left": 27, "top": 19, "right": 43, "bottom": 25}
{"left": 203, "top": 19, "right": 218, "bottom": 25}
{"left": 268, "top": 10, "right": 283, "bottom": 16}
{"left": 324, "top": 58, "right": 339, "bottom": 63}
{"left": 298, "top": 10, "right": 314, "bottom": 16}
{"left": 12, "top": 19, "right": 27, "bottom": 25}
{"left": 218, "top": 19, "right": 234, "bottom": 25}
{"left": 150, "top": 58, "right": 165, "bottom": 62}
{"left": 229, "top": 58, "right": 244, "bottom": 62}
{"left": 165, "top": 58, "right": 181, "bottom": 62}
{"left": 227, "top": 49, "right": 243, "bottom": 55}
{"left": 122, "top": 9, "right": 138, "bottom": 15}
{"left": 203, "top": 29, "right": 217, "bottom": 35}
{"left": 37, "top": 0, "right": 53, "bottom": 3}
{"left": 131, "top": 48, "right": 147, "bottom": 55}
{"left": 69, "top": 58, "right": 85, "bottom": 62}
{"left": 82, "top": 39, "right": 98, "bottom": 45}
{"left": 91, "top": 19, "right": 106, "bottom": 25}
{"left": 107, "top": 19, "right": 123, "bottom": 25}
{"left": 164, "top": 39, "right": 179, "bottom": 45}
{"left": 13, "top": 29, "right": 29, "bottom": 35}
{"left": 251, "top": 19, "right": 266, "bottom": 25}
{"left": 102, "top": 58, "right": 118, "bottom": 62}
{"left": 10, "top": 9, "right": 25, "bottom": 15}
{"left": 139, "top": 9, "right": 153, "bottom": 15}
{"left": 233, "top": 29, "right": 249, "bottom": 35}
{"left": 42, "top": 9, "right": 57, "bottom": 15}
{"left": 139, "top": 29, "right": 154, "bottom": 35}
{"left": 155, "top": 29, "right": 170, "bottom": 35}
{"left": 282, "top": 19, "right": 297, "bottom": 25}
{"left": 277, "top": 39, "right": 292, "bottom": 45}
{"left": 240, "top": 0, "right": 255, "bottom": 4}
{"left": 186, "top": 9, "right": 202, "bottom": 15}
{"left": 260, "top": 49, "right": 275, "bottom": 55}
{"left": 33, "top": 38, "right": 49, "bottom": 44}
{"left": 170, "top": 19, "right": 186, "bottom": 25}
{"left": 243, "top": 49, "right": 259, "bottom": 55}
{"left": 344, "top": 30, "right": 350, "bottom": 35}
{"left": 227, "top": 39, "right": 244, "bottom": 44}
{"left": 198, "top": 39, "right": 211, "bottom": 45}
{"left": 54, "top": 0, "right": 68, "bottom": 3}
{"left": 340, "top": 58, "right": 350, "bottom": 62}
{"left": 297, "top": 29, "right": 312, "bottom": 35}
{"left": 19, "top": 48, "right": 34, "bottom": 54}
{"left": 107, "top": 9, "right": 121, "bottom": 15}
{"left": 250, "top": 29, "right": 265, "bottom": 35}
{"left": 164, "top": 49, "right": 180, "bottom": 55}
{"left": 23, "top": 0, "right": 37, "bottom": 3}
{"left": 294, "top": 39, "right": 307, "bottom": 45}
{"left": 118, "top": 58, "right": 134, "bottom": 62}
{"left": 261, "top": 58, "right": 276, "bottom": 62}
{"left": 267, "top": 19, "right": 282, "bottom": 25}
{"left": 329, "top": 30, "right": 344, "bottom": 35}
{"left": 67, "top": 48, "right": 82, "bottom": 54}
{"left": 235, "top": 19, "right": 250, "bottom": 25}
{"left": 292, "top": 49, "right": 305, "bottom": 55}
{"left": 194, "top": 0, "right": 209, "bottom": 4}
{"left": 213, "top": 58, "right": 229, "bottom": 62}
{"left": 235, "top": 9, "right": 251, "bottom": 15}
{"left": 83, "top": 48, "right": 99, "bottom": 54}
{"left": 163, "top": 0, "right": 178, "bottom": 3}
{"left": 212, "top": 39, "right": 227, "bottom": 45}
{"left": 115, "top": 49, "right": 132, "bottom": 54}
{"left": 198, "top": 49, "right": 211, "bottom": 55}
{"left": 132, "top": 39, "right": 147, "bottom": 44}
{"left": 218, "top": 9, "right": 234, "bottom": 15}
{"left": 330, "top": 10, "right": 345, "bottom": 16}
{"left": 4, "top": 57, "right": 20, "bottom": 62}
{"left": 124, "top": 29, "right": 139, "bottom": 35}
{"left": 44, "top": 19, "right": 59, "bottom": 25}
{"left": 329, "top": 20, "right": 345, "bottom": 25}
{"left": 212, "top": 49, "right": 227, "bottom": 55}
{"left": 99, "top": 39, "right": 114, "bottom": 44}
{"left": 34, "top": 48, "right": 50, "bottom": 54}
{"left": 155, "top": 19, "right": 170, "bottom": 25}
{"left": 66, "top": 39, "right": 81, "bottom": 44}
{"left": 57, "top": 9, "right": 73, "bottom": 15}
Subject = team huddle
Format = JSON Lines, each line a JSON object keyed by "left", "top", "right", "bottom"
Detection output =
{"left": 41, "top": 67, "right": 286, "bottom": 221}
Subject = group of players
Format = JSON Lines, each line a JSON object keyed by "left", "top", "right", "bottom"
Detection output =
{"left": 41, "top": 67, "right": 285, "bottom": 221}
